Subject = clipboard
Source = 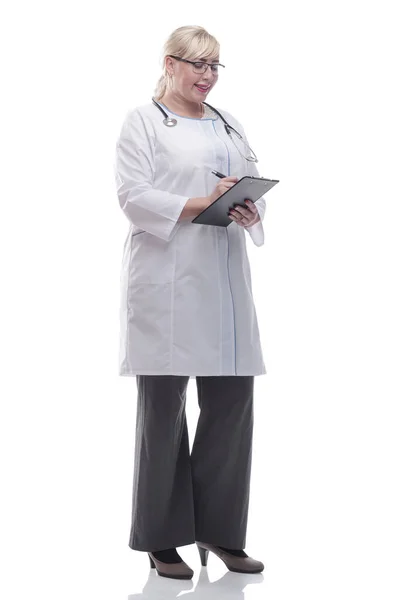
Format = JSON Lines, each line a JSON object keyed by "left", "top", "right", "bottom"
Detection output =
{"left": 192, "top": 176, "right": 279, "bottom": 227}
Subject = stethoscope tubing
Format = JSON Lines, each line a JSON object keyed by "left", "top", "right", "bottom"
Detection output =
{"left": 152, "top": 97, "right": 242, "bottom": 138}
{"left": 151, "top": 97, "right": 258, "bottom": 162}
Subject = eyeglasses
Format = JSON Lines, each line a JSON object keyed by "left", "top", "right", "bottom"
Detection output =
{"left": 167, "top": 55, "right": 225, "bottom": 74}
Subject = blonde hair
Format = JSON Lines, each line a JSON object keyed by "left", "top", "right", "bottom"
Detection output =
{"left": 154, "top": 25, "right": 220, "bottom": 101}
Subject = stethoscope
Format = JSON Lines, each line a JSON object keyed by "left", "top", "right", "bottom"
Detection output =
{"left": 151, "top": 97, "right": 258, "bottom": 163}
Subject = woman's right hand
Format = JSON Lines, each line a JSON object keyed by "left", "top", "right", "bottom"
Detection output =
{"left": 207, "top": 176, "right": 239, "bottom": 205}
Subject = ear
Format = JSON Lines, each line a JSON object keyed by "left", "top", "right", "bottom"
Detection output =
{"left": 165, "top": 56, "right": 174, "bottom": 77}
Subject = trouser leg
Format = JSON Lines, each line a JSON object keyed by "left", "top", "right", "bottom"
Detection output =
{"left": 128, "top": 375, "right": 196, "bottom": 551}
{"left": 190, "top": 376, "right": 254, "bottom": 549}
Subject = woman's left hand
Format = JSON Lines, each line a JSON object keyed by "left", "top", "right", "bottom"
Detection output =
{"left": 228, "top": 199, "right": 260, "bottom": 228}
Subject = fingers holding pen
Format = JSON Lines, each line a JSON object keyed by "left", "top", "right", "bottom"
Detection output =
{"left": 211, "top": 172, "right": 260, "bottom": 227}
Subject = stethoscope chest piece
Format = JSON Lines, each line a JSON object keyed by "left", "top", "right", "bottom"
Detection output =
{"left": 163, "top": 117, "right": 177, "bottom": 127}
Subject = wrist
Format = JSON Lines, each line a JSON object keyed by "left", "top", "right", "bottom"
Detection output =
{"left": 179, "top": 197, "right": 210, "bottom": 221}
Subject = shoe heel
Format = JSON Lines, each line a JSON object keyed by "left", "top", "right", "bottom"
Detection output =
{"left": 148, "top": 554, "right": 155, "bottom": 568}
{"left": 197, "top": 545, "right": 209, "bottom": 567}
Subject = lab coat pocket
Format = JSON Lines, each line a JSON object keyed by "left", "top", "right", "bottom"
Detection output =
{"left": 128, "top": 231, "right": 175, "bottom": 284}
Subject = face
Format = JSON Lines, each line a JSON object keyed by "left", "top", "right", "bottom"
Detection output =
{"left": 166, "top": 56, "right": 219, "bottom": 102}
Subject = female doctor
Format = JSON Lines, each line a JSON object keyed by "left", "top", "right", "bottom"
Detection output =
{"left": 114, "top": 25, "right": 267, "bottom": 580}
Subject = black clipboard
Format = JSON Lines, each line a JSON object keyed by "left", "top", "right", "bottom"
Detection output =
{"left": 192, "top": 176, "right": 279, "bottom": 227}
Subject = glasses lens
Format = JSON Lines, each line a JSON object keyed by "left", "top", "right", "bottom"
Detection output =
{"left": 192, "top": 62, "right": 220, "bottom": 74}
{"left": 193, "top": 62, "right": 207, "bottom": 73}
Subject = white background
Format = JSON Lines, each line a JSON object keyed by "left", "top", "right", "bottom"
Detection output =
{"left": 1, "top": 1, "right": 399, "bottom": 599}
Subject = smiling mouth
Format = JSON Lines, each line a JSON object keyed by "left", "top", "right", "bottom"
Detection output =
{"left": 195, "top": 85, "right": 210, "bottom": 92}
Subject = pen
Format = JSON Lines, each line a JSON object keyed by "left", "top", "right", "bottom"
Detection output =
{"left": 211, "top": 170, "right": 227, "bottom": 179}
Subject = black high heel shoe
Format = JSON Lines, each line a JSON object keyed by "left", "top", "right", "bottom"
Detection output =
{"left": 196, "top": 542, "right": 264, "bottom": 573}
{"left": 198, "top": 545, "right": 209, "bottom": 567}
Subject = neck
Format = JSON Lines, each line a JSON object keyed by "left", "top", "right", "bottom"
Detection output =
{"left": 159, "top": 93, "right": 204, "bottom": 118}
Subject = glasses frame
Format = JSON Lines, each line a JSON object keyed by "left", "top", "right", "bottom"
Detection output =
{"left": 167, "top": 55, "right": 225, "bottom": 74}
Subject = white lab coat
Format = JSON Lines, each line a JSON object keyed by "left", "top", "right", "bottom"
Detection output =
{"left": 114, "top": 101, "right": 267, "bottom": 377}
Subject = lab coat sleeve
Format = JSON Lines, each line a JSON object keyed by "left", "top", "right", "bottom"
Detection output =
{"left": 243, "top": 157, "right": 266, "bottom": 247}
{"left": 114, "top": 109, "right": 189, "bottom": 242}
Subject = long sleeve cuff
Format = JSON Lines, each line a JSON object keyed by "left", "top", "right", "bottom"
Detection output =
{"left": 245, "top": 197, "right": 266, "bottom": 247}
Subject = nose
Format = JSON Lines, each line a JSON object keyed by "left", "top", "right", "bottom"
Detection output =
{"left": 198, "top": 74, "right": 214, "bottom": 84}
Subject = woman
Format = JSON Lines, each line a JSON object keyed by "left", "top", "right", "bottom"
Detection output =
{"left": 114, "top": 25, "right": 267, "bottom": 580}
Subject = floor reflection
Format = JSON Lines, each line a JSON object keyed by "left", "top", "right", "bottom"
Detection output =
{"left": 128, "top": 565, "right": 264, "bottom": 599}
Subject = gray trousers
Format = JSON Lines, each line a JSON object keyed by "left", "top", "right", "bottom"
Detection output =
{"left": 128, "top": 375, "right": 254, "bottom": 552}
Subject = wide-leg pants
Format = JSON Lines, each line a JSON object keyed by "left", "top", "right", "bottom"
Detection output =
{"left": 128, "top": 375, "right": 254, "bottom": 552}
